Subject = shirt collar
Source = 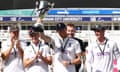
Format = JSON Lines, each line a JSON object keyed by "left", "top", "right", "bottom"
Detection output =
{"left": 30, "top": 40, "right": 41, "bottom": 47}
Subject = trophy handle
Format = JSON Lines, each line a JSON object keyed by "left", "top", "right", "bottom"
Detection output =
{"left": 36, "top": 0, "right": 55, "bottom": 19}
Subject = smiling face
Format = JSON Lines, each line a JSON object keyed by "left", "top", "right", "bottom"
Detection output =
{"left": 66, "top": 25, "right": 76, "bottom": 38}
{"left": 29, "top": 32, "right": 39, "bottom": 45}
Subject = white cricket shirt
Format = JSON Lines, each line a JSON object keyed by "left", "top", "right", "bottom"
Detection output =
{"left": 86, "top": 38, "right": 120, "bottom": 72}
{"left": 1, "top": 39, "right": 26, "bottom": 72}
{"left": 24, "top": 41, "right": 51, "bottom": 72}
{"left": 52, "top": 33, "right": 81, "bottom": 72}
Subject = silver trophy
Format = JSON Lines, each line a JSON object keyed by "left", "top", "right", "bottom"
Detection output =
{"left": 36, "top": 0, "right": 55, "bottom": 18}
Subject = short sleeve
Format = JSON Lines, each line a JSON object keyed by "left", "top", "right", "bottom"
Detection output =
{"left": 74, "top": 41, "right": 81, "bottom": 54}
{"left": 51, "top": 34, "right": 61, "bottom": 49}
{"left": 41, "top": 45, "right": 51, "bottom": 57}
{"left": 20, "top": 40, "right": 27, "bottom": 50}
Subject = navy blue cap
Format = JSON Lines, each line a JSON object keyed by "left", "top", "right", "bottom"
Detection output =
{"left": 30, "top": 24, "right": 44, "bottom": 33}
{"left": 56, "top": 23, "right": 66, "bottom": 30}
{"left": 29, "top": 27, "right": 38, "bottom": 35}
{"left": 29, "top": 25, "right": 43, "bottom": 35}
{"left": 91, "top": 25, "right": 106, "bottom": 31}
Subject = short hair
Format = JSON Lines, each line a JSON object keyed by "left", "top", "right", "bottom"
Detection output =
{"left": 56, "top": 23, "right": 66, "bottom": 31}
{"left": 29, "top": 26, "right": 39, "bottom": 35}
{"left": 67, "top": 23, "right": 75, "bottom": 28}
{"left": 9, "top": 25, "right": 19, "bottom": 32}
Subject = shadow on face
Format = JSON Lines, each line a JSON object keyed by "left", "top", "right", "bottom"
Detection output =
{"left": 29, "top": 33, "right": 39, "bottom": 44}
{"left": 57, "top": 28, "right": 67, "bottom": 38}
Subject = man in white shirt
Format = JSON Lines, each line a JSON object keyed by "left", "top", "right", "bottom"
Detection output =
{"left": 85, "top": 25, "right": 120, "bottom": 72}
{"left": 23, "top": 25, "right": 52, "bottom": 72}
{"left": 52, "top": 23, "right": 81, "bottom": 72}
{"left": 66, "top": 23, "right": 86, "bottom": 72}
{"left": 1, "top": 25, "right": 25, "bottom": 72}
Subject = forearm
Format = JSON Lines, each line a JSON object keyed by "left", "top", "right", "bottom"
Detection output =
{"left": 41, "top": 56, "right": 52, "bottom": 65}
{"left": 24, "top": 57, "right": 36, "bottom": 68}
{"left": 71, "top": 53, "right": 81, "bottom": 64}
{"left": 71, "top": 56, "right": 81, "bottom": 64}
{"left": 17, "top": 47, "right": 24, "bottom": 59}
{"left": 2, "top": 46, "right": 12, "bottom": 60}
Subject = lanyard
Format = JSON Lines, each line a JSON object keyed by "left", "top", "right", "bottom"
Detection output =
{"left": 31, "top": 43, "right": 41, "bottom": 54}
{"left": 31, "top": 42, "right": 41, "bottom": 63}
{"left": 13, "top": 48, "right": 17, "bottom": 57}
{"left": 96, "top": 39, "right": 108, "bottom": 55}
{"left": 59, "top": 38, "right": 69, "bottom": 52}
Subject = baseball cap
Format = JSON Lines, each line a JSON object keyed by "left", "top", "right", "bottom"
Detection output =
{"left": 9, "top": 25, "right": 19, "bottom": 32}
{"left": 91, "top": 25, "right": 106, "bottom": 31}
{"left": 56, "top": 23, "right": 66, "bottom": 30}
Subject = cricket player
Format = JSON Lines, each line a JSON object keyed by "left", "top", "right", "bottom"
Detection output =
{"left": 1, "top": 25, "right": 25, "bottom": 72}
{"left": 66, "top": 23, "right": 86, "bottom": 72}
{"left": 52, "top": 23, "right": 81, "bottom": 72}
{"left": 85, "top": 25, "right": 120, "bottom": 72}
{"left": 33, "top": 23, "right": 55, "bottom": 49}
{"left": 23, "top": 25, "right": 52, "bottom": 72}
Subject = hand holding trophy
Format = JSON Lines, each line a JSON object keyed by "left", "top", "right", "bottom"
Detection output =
{"left": 34, "top": 0, "right": 55, "bottom": 30}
